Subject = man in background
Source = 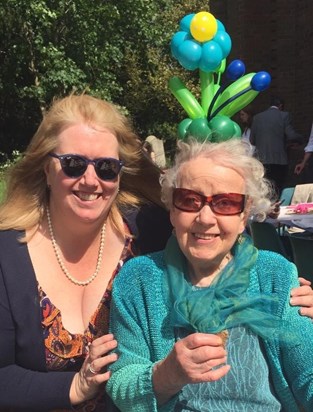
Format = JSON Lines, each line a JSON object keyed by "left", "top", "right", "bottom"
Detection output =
{"left": 250, "top": 96, "right": 303, "bottom": 196}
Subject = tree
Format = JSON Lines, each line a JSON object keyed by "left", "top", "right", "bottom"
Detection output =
{"left": 115, "top": 0, "right": 210, "bottom": 159}
{"left": 0, "top": 0, "right": 124, "bottom": 152}
{"left": 0, "top": 0, "right": 210, "bottom": 157}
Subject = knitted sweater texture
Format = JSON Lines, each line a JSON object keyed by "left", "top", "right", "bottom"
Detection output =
{"left": 107, "top": 249, "right": 313, "bottom": 412}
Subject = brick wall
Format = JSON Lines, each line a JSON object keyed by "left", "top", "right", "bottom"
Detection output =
{"left": 210, "top": 0, "right": 313, "bottom": 185}
{"left": 211, "top": 0, "right": 313, "bottom": 135}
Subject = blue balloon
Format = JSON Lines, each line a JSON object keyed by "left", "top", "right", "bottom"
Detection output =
{"left": 179, "top": 14, "right": 195, "bottom": 32}
{"left": 171, "top": 31, "right": 190, "bottom": 59}
{"left": 216, "top": 19, "right": 225, "bottom": 32}
{"left": 178, "top": 57, "right": 199, "bottom": 71}
{"left": 213, "top": 31, "right": 232, "bottom": 58}
{"left": 178, "top": 39, "right": 202, "bottom": 66}
{"left": 226, "top": 59, "right": 246, "bottom": 80}
{"left": 199, "top": 41, "right": 223, "bottom": 72}
{"left": 251, "top": 71, "right": 271, "bottom": 91}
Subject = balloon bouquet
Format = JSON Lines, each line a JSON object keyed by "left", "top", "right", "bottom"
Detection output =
{"left": 169, "top": 11, "right": 271, "bottom": 142}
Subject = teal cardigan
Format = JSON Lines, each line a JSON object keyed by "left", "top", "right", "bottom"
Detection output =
{"left": 107, "top": 249, "right": 313, "bottom": 412}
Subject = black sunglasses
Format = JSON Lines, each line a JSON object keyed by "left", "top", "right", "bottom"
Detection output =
{"left": 173, "top": 188, "right": 246, "bottom": 215}
{"left": 49, "top": 153, "right": 123, "bottom": 181}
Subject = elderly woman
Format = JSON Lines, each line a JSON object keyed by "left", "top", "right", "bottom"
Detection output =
{"left": 107, "top": 138, "right": 313, "bottom": 412}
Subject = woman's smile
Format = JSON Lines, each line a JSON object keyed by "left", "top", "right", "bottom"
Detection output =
{"left": 193, "top": 232, "right": 219, "bottom": 241}
{"left": 73, "top": 191, "right": 103, "bottom": 202}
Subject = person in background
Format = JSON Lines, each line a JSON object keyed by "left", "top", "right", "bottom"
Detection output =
{"left": 239, "top": 106, "right": 255, "bottom": 155}
{"left": 250, "top": 96, "right": 303, "bottom": 197}
{"left": 0, "top": 93, "right": 172, "bottom": 411}
{"left": 145, "top": 135, "right": 167, "bottom": 169}
{"left": 294, "top": 121, "right": 313, "bottom": 182}
{"left": 239, "top": 106, "right": 254, "bottom": 144}
{"left": 142, "top": 140, "right": 156, "bottom": 164}
{"left": 107, "top": 138, "right": 313, "bottom": 412}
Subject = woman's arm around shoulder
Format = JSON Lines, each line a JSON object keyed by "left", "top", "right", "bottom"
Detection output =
{"left": 257, "top": 251, "right": 313, "bottom": 411}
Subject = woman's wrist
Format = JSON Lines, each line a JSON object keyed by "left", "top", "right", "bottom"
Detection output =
{"left": 69, "top": 373, "right": 96, "bottom": 406}
{"left": 152, "top": 359, "right": 183, "bottom": 405}
{"left": 69, "top": 374, "right": 83, "bottom": 405}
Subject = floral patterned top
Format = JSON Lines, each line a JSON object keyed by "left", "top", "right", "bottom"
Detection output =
{"left": 39, "top": 232, "right": 134, "bottom": 412}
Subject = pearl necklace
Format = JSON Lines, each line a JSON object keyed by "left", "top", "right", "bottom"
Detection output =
{"left": 46, "top": 208, "right": 106, "bottom": 286}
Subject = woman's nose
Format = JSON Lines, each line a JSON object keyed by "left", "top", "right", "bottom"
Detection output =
{"left": 81, "top": 164, "right": 98, "bottom": 185}
{"left": 196, "top": 204, "right": 217, "bottom": 223}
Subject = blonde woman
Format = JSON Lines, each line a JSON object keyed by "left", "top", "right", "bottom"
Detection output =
{"left": 0, "top": 94, "right": 171, "bottom": 411}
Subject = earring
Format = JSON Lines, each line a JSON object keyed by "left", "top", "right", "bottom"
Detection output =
{"left": 237, "top": 233, "right": 244, "bottom": 244}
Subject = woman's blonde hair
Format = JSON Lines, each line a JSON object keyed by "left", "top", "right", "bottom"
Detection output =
{"left": 0, "top": 93, "right": 164, "bottom": 237}
{"left": 160, "top": 138, "right": 274, "bottom": 221}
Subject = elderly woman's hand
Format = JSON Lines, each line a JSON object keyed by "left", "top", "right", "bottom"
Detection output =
{"left": 70, "top": 334, "right": 118, "bottom": 405}
{"left": 153, "top": 333, "right": 230, "bottom": 405}
{"left": 290, "top": 277, "right": 313, "bottom": 318}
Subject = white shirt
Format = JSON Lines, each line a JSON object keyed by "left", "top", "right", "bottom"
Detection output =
{"left": 304, "top": 122, "right": 313, "bottom": 152}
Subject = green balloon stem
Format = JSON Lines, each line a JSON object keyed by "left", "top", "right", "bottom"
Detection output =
{"left": 208, "top": 86, "right": 252, "bottom": 121}
{"left": 217, "top": 71, "right": 222, "bottom": 86}
{"left": 207, "top": 80, "right": 231, "bottom": 119}
{"left": 200, "top": 70, "right": 214, "bottom": 117}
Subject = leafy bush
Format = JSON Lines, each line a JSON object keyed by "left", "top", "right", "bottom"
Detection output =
{"left": 0, "top": 150, "right": 21, "bottom": 179}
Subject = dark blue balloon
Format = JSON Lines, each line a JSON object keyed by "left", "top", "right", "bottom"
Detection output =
{"left": 251, "top": 71, "right": 271, "bottom": 91}
{"left": 226, "top": 59, "right": 245, "bottom": 81}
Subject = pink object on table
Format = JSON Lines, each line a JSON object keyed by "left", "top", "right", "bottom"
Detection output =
{"left": 286, "top": 203, "right": 313, "bottom": 214}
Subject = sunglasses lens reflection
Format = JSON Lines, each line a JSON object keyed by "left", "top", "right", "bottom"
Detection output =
{"left": 62, "top": 156, "right": 87, "bottom": 177}
{"left": 57, "top": 155, "right": 122, "bottom": 181}
{"left": 96, "top": 159, "right": 121, "bottom": 180}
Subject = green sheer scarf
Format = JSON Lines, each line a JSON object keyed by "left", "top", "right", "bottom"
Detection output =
{"left": 163, "top": 233, "right": 285, "bottom": 340}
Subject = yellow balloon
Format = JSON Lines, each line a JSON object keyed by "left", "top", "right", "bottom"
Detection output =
{"left": 190, "top": 12, "right": 218, "bottom": 43}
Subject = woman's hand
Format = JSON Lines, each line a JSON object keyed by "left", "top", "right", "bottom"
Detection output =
{"left": 153, "top": 333, "right": 230, "bottom": 405}
{"left": 70, "top": 334, "right": 118, "bottom": 405}
{"left": 290, "top": 277, "right": 313, "bottom": 318}
{"left": 294, "top": 161, "right": 305, "bottom": 175}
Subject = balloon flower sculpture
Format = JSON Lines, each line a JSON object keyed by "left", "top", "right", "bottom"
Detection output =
{"left": 169, "top": 11, "right": 271, "bottom": 142}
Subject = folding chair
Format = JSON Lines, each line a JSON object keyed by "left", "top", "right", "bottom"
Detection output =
{"left": 287, "top": 234, "right": 313, "bottom": 281}
{"left": 249, "top": 221, "right": 291, "bottom": 260}
{"left": 277, "top": 187, "right": 295, "bottom": 235}
{"left": 279, "top": 187, "right": 295, "bottom": 206}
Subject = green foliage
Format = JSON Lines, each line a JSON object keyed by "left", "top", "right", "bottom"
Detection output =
{"left": 0, "top": 0, "right": 210, "bottom": 155}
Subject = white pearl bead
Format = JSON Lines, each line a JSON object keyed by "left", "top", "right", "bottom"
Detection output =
{"left": 46, "top": 208, "right": 106, "bottom": 286}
